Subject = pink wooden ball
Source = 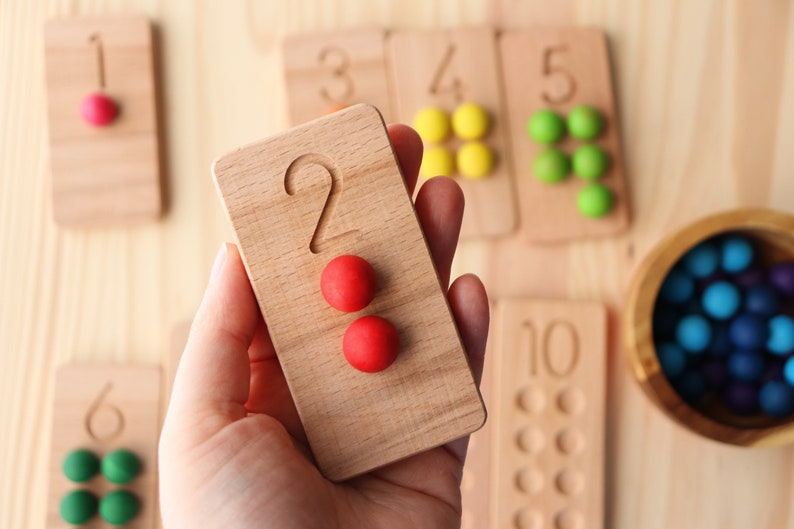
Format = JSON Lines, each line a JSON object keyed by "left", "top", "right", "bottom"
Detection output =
{"left": 80, "top": 92, "right": 118, "bottom": 127}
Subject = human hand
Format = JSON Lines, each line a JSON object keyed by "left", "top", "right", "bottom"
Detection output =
{"left": 159, "top": 124, "right": 489, "bottom": 529}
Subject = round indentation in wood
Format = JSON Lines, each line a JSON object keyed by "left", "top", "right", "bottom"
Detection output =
{"left": 516, "top": 427, "right": 546, "bottom": 453}
{"left": 515, "top": 466, "right": 544, "bottom": 494}
{"left": 517, "top": 385, "right": 546, "bottom": 414}
{"left": 554, "top": 509, "right": 584, "bottom": 529}
{"left": 554, "top": 469, "right": 584, "bottom": 496}
{"left": 514, "top": 507, "right": 544, "bottom": 529}
{"left": 557, "top": 387, "right": 586, "bottom": 415}
{"left": 556, "top": 428, "right": 585, "bottom": 455}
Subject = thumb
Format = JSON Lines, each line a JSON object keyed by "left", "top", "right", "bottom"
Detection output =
{"left": 167, "top": 243, "right": 261, "bottom": 428}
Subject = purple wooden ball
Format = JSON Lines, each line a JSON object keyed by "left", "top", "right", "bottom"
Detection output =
{"left": 732, "top": 266, "right": 766, "bottom": 289}
{"left": 762, "top": 357, "right": 786, "bottom": 383}
{"left": 769, "top": 262, "right": 794, "bottom": 296}
{"left": 723, "top": 382, "right": 759, "bottom": 415}
{"left": 700, "top": 359, "right": 729, "bottom": 390}
{"left": 744, "top": 284, "right": 780, "bottom": 317}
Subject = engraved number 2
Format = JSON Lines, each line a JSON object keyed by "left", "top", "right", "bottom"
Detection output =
{"left": 284, "top": 154, "right": 358, "bottom": 254}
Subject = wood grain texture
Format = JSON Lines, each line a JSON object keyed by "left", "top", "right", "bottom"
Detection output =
{"left": 47, "top": 365, "right": 160, "bottom": 529}
{"left": 212, "top": 104, "right": 485, "bottom": 480}
{"left": 489, "top": 0, "right": 574, "bottom": 28}
{"left": 499, "top": 27, "right": 629, "bottom": 243}
{"left": 5, "top": 2, "right": 794, "bottom": 529}
{"left": 44, "top": 15, "right": 162, "bottom": 226}
{"left": 491, "top": 299, "right": 606, "bottom": 529}
{"left": 387, "top": 27, "right": 518, "bottom": 239}
{"left": 283, "top": 27, "right": 394, "bottom": 125}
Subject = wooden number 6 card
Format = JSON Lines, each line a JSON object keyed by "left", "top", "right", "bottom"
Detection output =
{"left": 212, "top": 104, "right": 485, "bottom": 481}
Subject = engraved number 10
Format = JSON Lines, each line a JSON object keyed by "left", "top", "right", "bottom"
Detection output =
{"left": 522, "top": 320, "right": 580, "bottom": 377}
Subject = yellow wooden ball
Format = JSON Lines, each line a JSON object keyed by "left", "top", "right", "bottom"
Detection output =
{"left": 457, "top": 141, "right": 494, "bottom": 179}
{"left": 452, "top": 102, "right": 490, "bottom": 140}
{"left": 420, "top": 145, "right": 455, "bottom": 179}
{"left": 413, "top": 106, "right": 451, "bottom": 143}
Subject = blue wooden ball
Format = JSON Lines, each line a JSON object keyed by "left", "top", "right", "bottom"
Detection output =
{"left": 759, "top": 380, "right": 794, "bottom": 418}
{"left": 659, "top": 268, "right": 694, "bottom": 304}
{"left": 702, "top": 281, "right": 741, "bottom": 320}
{"left": 675, "top": 314, "right": 712, "bottom": 353}
{"left": 729, "top": 313, "right": 768, "bottom": 350}
{"left": 721, "top": 235, "right": 754, "bottom": 273}
{"left": 783, "top": 356, "right": 794, "bottom": 386}
{"left": 656, "top": 342, "right": 687, "bottom": 378}
{"left": 683, "top": 241, "right": 720, "bottom": 278}
{"left": 767, "top": 314, "right": 794, "bottom": 355}
{"left": 727, "top": 349, "right": 766, "bottom": 382}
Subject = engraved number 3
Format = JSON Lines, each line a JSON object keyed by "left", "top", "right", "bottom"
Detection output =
{"left": 318, "top": 46, "right": 354, "bottom": 105}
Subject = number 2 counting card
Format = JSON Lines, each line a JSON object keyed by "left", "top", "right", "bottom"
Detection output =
{"left": 212, "top": 104, "right": 485, "bottom": 481}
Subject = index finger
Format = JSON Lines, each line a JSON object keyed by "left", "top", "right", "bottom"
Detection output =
{"left": 387, "top": 123, "right": 423, "bottom": 195}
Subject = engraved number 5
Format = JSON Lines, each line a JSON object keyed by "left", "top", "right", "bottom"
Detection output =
{"left": 541, "top": 45, "right": 576, "bottom": 104}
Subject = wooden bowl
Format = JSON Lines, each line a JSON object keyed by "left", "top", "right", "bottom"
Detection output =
{"left": 623, "top": 208, "right": 794, "bottom": 446}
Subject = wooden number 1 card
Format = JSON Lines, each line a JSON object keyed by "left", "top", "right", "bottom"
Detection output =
{"left": 212, "top": 104, "right": 485, "bottom": 481}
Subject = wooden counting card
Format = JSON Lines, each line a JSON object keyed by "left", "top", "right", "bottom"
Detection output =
{"left": 491, "top": 299, "right": 606, "bottom": 529}
{"left": 47, "top": 364, "right": 161, "bottom": 528}
{"left": 44, "top": 16, "right": 162, "bottom": 227}
{"left": 212, "top": 104, "right": 485, "bottom": 481}
{"left": 283, "top": 27, "right": 393, "bottom": 125}
{"left": 499, "top": 28, "right": 630, "bottom": 243}
{"left": 388, "top": 27, "right": 517, "bottom": 239}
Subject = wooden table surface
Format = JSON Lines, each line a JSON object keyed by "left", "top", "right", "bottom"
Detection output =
{"left": 3, "top": 1, "right": 794, "bottom": 528}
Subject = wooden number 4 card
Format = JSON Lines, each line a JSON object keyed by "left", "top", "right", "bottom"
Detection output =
{"left": 212, "top": 104, "right": 485, "bottom": 481}
{"left": 388, "top": 27, "right": 517, "bottom": 240}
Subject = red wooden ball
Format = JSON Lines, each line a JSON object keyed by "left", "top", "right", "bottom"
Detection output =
{"left": 321, "top": 254, "right": 378, "bottom": 312}
{"left": 80, "top": 92, "right": 118, "bottom": 127}
{"left": 343, "top": 315, "right": 400, "bottom": 373}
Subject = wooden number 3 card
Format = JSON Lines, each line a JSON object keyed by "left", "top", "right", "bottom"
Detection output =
{"left": 212, "top": 104, "right": 485, "bottom": 481}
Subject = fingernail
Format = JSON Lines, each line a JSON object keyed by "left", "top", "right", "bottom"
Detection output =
{"left": 209, "top": 243, "right": 228, "bottom": 283}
